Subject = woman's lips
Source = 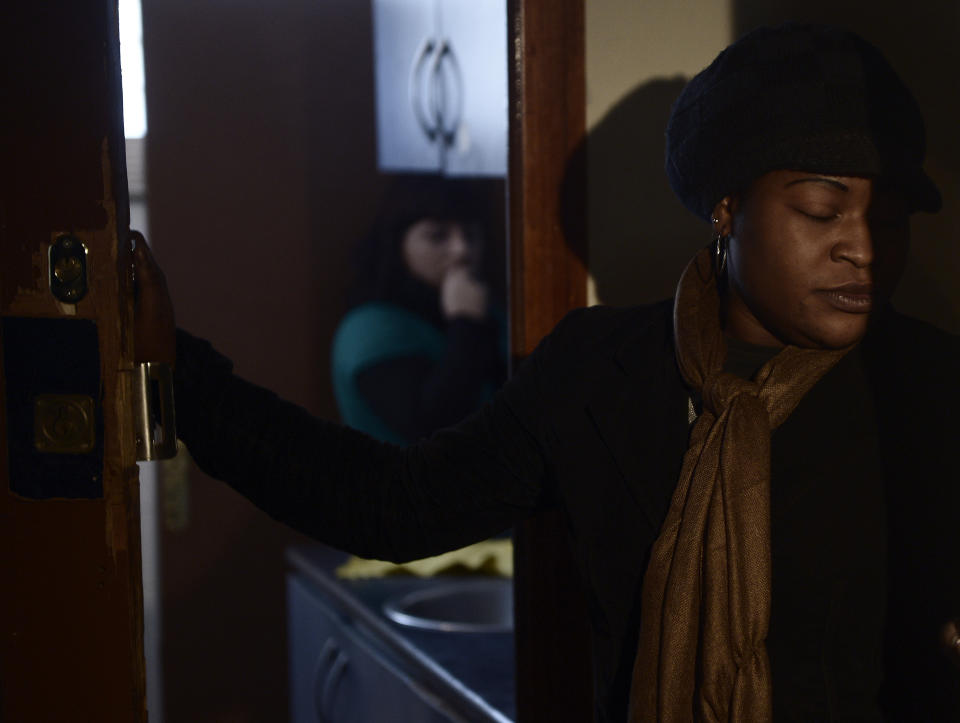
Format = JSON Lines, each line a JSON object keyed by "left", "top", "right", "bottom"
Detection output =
{"left": 818, "top": 284, "right": 874, "bottom": 313}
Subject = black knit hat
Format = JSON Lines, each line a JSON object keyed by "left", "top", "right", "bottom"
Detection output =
{"left": 665, "top": 23, "right": 942, "bottom": 220}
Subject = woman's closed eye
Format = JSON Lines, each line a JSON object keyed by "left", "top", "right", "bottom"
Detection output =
{"left": 793, "top": 206, "right": 840, "bottom": 222}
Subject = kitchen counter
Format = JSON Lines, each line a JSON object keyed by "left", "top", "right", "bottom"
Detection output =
{"left": 286, "top": 545, "right": 515, "bottom": 722}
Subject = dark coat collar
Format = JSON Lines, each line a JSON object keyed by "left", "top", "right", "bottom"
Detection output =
{"left": 584, "top": 300, "right": 960, "bottom": 539}
{"left": 586, "top": 300, "right": 688, "bottom": 532}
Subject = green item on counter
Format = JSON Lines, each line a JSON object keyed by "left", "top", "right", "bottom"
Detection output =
{"left": 335, "top": 539, "right": 513, "bottom": 579}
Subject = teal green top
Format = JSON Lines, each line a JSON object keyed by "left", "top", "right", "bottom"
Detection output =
{"left": 331, "top": 302, "right": 449, "bottom": 445}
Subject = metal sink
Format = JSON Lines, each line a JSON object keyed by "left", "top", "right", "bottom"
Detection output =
{"left": 382, "top": 578, "right": 513, "bottom": 633}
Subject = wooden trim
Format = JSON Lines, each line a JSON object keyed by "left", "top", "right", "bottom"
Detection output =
{"left": 509, "top": 1, "right": 593, "bottom": 721}
{"left": 508, "top": 0, "right": 588, "bottom": 358}
{"left": 0, "top": 3, "right": 145, "bottom": 720}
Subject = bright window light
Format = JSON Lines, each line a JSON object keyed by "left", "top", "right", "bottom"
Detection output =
{"left": 119, "top": 0, "right": 147, "bottom": 139}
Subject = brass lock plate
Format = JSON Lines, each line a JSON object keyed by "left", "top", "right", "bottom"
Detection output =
{"left": 49, "top": 234, "right": 89, "bottom": 303}
{"left": 34, "top": 394, "right": 96, "bottom": 454}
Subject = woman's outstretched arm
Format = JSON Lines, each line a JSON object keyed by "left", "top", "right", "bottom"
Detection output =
{"left": 173, "top": 328, "right": 548, "bottom": 562}
{"left": 134, "top": 238, "right": 551, "bottom": 562}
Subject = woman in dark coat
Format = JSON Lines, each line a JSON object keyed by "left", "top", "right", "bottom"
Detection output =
{"left": 135, "top": 23, "right": 960, "bottom": 722}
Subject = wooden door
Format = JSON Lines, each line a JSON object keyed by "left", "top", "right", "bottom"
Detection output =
{"left": 1, "top": 2, "right": 146, "bottom": 721}
{"left": 508, "top": 0, "right": 593, "bottom": 720}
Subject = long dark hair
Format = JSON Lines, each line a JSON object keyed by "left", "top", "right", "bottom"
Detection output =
{"left": 347, "top": 174, "right": 490, "bottom": 312}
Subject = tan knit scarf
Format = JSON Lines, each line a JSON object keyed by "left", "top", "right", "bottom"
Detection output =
{"left": 628, "top": 247, "right": 850, "bottom": 722}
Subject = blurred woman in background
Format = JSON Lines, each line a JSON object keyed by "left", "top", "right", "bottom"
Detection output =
{"left": 331, "top": 176, "right": 506, "bottom": 445}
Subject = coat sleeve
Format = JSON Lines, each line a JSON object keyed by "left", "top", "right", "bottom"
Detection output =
{"left": 171, "top": 313, "right": 582, "bottom": 562}
{"left": 353, "top": 317, "right": 506, "bottom": 442}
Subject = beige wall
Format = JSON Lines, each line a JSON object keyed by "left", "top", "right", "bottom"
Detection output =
{"left": 585, "top": 0, "right": 733, "bottom": 306}
{"left": 586, "top": 0, "right": 732, "bottom": 129}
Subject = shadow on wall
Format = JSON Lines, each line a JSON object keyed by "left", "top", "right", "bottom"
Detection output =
{"left": 570, "top": 77, "right": 709, "bottom": 308}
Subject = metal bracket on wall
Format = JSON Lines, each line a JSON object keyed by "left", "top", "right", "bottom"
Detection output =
{"left": 132, "top": 361, "right": 178, "bottom": 461}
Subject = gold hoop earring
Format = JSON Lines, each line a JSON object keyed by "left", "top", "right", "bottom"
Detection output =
{"left": 714, "top": 233, "right": 729, "bottom": 278}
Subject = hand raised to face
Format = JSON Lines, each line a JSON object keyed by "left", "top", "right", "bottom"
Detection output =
{"left": 440, "top": 266, "right": 488, "bottom": 321}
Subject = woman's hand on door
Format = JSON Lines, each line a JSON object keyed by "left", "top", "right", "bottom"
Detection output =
{"left": 131, "top": 232, "right": 177, "bottom": 367}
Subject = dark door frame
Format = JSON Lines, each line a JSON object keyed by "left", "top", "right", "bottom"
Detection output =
{"left": 508, "top": 1, "right": 593, "bottom": 720}
{"left": 0, "top": 2, "right": 145, "bottom": 720}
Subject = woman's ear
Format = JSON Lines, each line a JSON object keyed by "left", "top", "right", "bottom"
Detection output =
{"left": 710, "top": 196, "right": 737, "bottom": 237}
